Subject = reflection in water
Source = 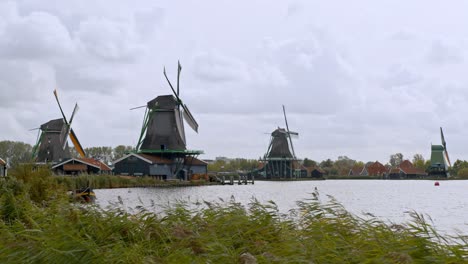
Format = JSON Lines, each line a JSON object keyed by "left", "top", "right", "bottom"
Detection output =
{"left": 95, "top": 180, "right": 468, "bottom": 235}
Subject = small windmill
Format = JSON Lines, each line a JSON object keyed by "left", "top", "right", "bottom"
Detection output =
{"left": 134, "top": 61, "right": 199, "bottom": 153}
{"left": 32, "top": 90, "right": 86, "bottom": 163}
{"left": 261, "top": 105, "right": 299, "bottom": 179}
{"left": 428, "top": 127, "right": 451, "bottom": 177}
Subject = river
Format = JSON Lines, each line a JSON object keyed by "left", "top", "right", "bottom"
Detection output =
{"left": 95, "top": 180, "right": 468, "bottom": 236}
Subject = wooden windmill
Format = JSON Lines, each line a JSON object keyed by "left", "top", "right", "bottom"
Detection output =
{"left": 131, "top": 61, "right": 203, "bottom": 180}
{"left": 32, "top": 90, "right": 86, "bottom": 163}
{"left": 428, "top": 127, "right": 451, "bottom": 177}
{"left": 261, "top": 105, "right": 300, "bottom": 179}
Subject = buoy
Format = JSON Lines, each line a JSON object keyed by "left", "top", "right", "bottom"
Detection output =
{"left": 434, "top": 181, "right": 440, "bottom": 186}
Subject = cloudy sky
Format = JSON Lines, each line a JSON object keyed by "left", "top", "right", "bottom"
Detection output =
{"left": 1, "top": 0, "right": 468, "bottom": 163}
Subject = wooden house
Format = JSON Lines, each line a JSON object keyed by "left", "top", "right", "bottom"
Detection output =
{"left": 113, "top": 153, "right": 207, "bottom": 180}
{"left": 52, "top": 158, "right": 112, "bottom": 175}
{"left": 366, "top": 161, "right": 387, "bottom": 176}
{"left": 386, "top": 160, "right": 427, "bottom": 179}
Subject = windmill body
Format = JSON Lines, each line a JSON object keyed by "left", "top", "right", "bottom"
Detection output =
{"left": 36, "top": 118, "right": 71, "bottom": 163}
{"left": 428, "top": 127, "right": 451, "bottom": 177}
{"left": 267, "top": 128, "right": 293, "bottom": 158}
{"left": 140, "top": 95, "right": 186, "bottom": 151}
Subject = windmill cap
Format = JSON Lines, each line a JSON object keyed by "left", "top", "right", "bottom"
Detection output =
{"left": 431, "top": 145, "right": 445, "bottom": 151}
{"left": 40, "top": 118, "right": 66, "bottom": 131}
{"left": 147, "top": 95, "right": 178, "bottom": 109}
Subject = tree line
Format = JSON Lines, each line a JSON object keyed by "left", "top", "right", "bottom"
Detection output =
{"left": 0, "top": 141, "right": 133, "bottom": 166}
{"left": 2, "top": 140, "right": 468, "bottom": 177}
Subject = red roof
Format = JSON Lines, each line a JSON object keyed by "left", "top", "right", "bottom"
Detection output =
{"left": 366, "top": 161, "right": 387, "bottom": 176}
{"left": 78, "top": 158, "right": 112, "bottom": 171}
{"left": 400, "top": 167, "right": 427, "bottom": 175}
{"left": 399, "top": 160, "right": 413, "bottom": 169}
{"left": 137, "top": 154, "right": 173, "bottom": 164}
{"left": 185, "top": 157, "right": 208, "bottom": 166}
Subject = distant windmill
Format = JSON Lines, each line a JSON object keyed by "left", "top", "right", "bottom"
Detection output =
{"left": 428, "top": 127, "right": 451, "bottom": 177}
{"left": 32, "top": 90, "right": 86, "bottom": 163}
{"left": 261, "top": 105, "right": 300, "bottom": 179}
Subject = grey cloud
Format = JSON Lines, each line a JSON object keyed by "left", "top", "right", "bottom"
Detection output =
{"left": 75, "top": 17, "right": 144, "bottom": 62}
{"left": 192, "top": 52, "right": 250, "bottom": 83}
{"left": 382, "top": 66, "right": 421, "bottom": 88}
{"left": 0, "top": 11, "right": 74, "bottom": 60}
{"left": 426, "top": 40, "right": 463, "bottom": 65}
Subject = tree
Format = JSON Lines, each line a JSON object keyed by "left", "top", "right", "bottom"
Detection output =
{"left": 113, "top": 145, "right": 134, "bottom": 160}
{"left": 412, "top": 154, "right": 425, "bottom": 170}
{"left": 0, "top": 140, "right": 33, "bottom": 167}
{"left": 389, "top": 153, "right": 403, "bottom": 167}
{"left": 303, "top": 158, "right": 317, "bottom": 167}
{"left": 334, "top": 156, "right": 356, "bottom": 174}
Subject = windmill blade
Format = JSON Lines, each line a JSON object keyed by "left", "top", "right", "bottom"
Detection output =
{"left": 288, "top": 131, "right": 299, "bottom": 138}
{"left": 69, "top": 128, "right": 86, "bottom": 158}
{"left": 163, "top": 67, "right": 180, "bottom": 101}
{"left": 61, "top": 103, "right": 79, "bottom": 149}
{"left": 177, "top": 61, "right": 182, "bottom": 96}
{"left": 445, "top": 151, "right": 452, "bottom": 167}
{"left": 282, "top": 105, "right": 296, "bottom": 159}
{"left": 29, "top": 127, "right": 40, "bottom": 131}
{"left": 53, "top": 89, "right": 69, "bottom": 124}
{"left": 130, "top": 105, "right": 146, "bottom": 110}
{"left": 174, "top": 109, "right": 186, "bottom": 146}
{"left": 182, "top": 104, "right": 199, "bottom": 132}
{"left": 440, "top": 127, "right": 447, "bottom": 149}
{"left": 69, "top": 103, "right": 79, "bottom": 125}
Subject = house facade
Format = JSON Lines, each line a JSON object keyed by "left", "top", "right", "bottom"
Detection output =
{"left": 113, "top": 153, "right": 207, "bottom": 180}
{"left": 52, "top": 158, "right": 112, "bottom": 175}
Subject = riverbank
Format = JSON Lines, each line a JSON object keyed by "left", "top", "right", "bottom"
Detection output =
{"left": 54, "top": 174, "right": 219, "bottom": 190}
{"left": 1, "top": 166, "right": 466, "bottom": 263}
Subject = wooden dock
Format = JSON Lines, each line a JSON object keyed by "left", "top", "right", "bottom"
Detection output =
{"left": 217, "top": 175, "right": 254, "bottom": 185}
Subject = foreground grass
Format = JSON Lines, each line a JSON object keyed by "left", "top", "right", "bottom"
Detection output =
{"left": 0, "top": 165, "right": 467, "bottom": 263}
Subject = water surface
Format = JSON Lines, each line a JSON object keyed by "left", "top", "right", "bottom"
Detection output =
{"left": 95, "top": 180, "right": 468, "bottom": 235}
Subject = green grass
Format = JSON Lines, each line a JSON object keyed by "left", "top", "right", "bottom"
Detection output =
{"left": 0, "top": 165, "right": 466, "bottom": 263}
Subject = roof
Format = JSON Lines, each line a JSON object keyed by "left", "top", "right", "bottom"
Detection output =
{"left": 52, "top": 158, "right": 111, "bottom": 171}
{"left": 400, "top": 167, "right": 427, "bottom": 175}
{"left": 78, "top": 158, "right": 112, "bottom": 171}
{"left": 138, "top": 153, "right": 173, "bottom": 164}
{"left": 185, "top": 157, "right": 208, "bottom": 166}
{"left": 399, "top": 160, "right": 413, "bottom": 169}
{"left": 0, "top": 158, "right": 5, "bottom": 166}
{"left": 113, "top": 153, "right": 205, "bottom": 166}
{"left": 366, "top": 161, "right": 387, "bottom": 175}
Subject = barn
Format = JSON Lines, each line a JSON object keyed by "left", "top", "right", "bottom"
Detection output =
{"left": 113, "top": 153, "right": 207, "bottom": 180}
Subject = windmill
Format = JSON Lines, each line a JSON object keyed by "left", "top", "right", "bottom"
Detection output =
{"left": 32, "top": 90, "right": 86, "bottom": 163}
{"left": 260, "top": 105, "right": 300, "bottom": 179}
{"left": 135, "top": 61, "right": 199, "bottom": 152}
{"left": 428, "top": 127, "right": 451, "bottom": 177}
{"left": 131, "top": 61, "right": 203, "bottom": 180}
